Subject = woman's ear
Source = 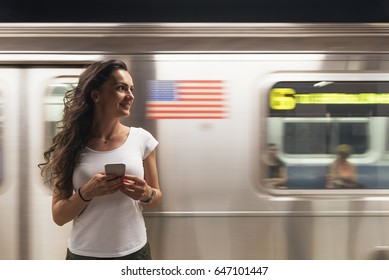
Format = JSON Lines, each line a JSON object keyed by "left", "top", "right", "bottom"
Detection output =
{"left": 91, "top": 90, "right": 99, "bottom": 102}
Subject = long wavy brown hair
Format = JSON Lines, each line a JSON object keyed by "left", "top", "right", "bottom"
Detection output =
{"left": 39, "top": 60, "right": 129, "bottom": 198}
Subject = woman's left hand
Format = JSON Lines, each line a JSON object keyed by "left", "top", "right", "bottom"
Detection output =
{"left": 120, "top": 175, "right": 151, "bottom": 201}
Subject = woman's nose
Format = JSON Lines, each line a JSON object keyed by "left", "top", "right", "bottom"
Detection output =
{"left": 126, "top": 91, "right": 134, "bottom": 100}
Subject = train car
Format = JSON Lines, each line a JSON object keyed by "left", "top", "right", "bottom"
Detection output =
{"left": 1, "top": 23, "right": 389, "bottom": 260}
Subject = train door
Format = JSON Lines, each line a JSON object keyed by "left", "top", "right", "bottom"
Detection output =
{"left": 0, "top": 69, "right": 21, "bottom": 259}
{"left": 26, "top": 68, "right": 83, "bottom": 259}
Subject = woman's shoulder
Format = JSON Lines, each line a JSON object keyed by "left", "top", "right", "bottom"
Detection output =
{"left": 130, "top": 127, "right": 157, "bottom": 141}
{"left": 130, "top": 127, "right": 151, "bottom": 135}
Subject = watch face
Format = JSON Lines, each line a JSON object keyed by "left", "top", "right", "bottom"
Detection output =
{"left": 142, "top": 188, "right": 156, "bottom": 204}
{"left": 149, "top": 189, "right": 157, "bottom": 201}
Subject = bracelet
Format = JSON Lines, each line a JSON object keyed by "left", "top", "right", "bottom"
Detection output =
{"left": 141, "top": 188, "right": 157, "bottom": 204}
{"left": 78, "top": 187, "right": 92, "bottom": 202}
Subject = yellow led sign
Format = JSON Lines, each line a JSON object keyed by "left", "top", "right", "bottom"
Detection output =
{"left": 270, "top": 88, "right": 296, "bottom": 110}
{"left": 270, "top": 88, "right": 389, "bottom": 110}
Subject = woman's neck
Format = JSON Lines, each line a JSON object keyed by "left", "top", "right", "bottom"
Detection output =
{"left": 90, "top": 120, "right": 123, "bottom": 140}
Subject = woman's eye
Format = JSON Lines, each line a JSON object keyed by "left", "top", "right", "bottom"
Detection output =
{"left": 118, "top": 86, "right": 125, "bottom": 91}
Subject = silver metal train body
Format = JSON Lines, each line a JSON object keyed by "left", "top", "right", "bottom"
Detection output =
{"left": 1, "top": 23, "right": 389, "bottom": 260}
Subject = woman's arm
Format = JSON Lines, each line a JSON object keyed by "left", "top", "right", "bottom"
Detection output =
{"left": 142, "top": 149, "right": 162, "bottom": 208}
{"left": 52, "top": 186, "right": 90, "bottom": 226}
{"left": 52, "top": 173, "right": 122, "bottom": 226}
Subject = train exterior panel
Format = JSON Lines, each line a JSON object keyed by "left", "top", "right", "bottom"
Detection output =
{"left": 1, "top": 24, "right": 389, "bottom": 260}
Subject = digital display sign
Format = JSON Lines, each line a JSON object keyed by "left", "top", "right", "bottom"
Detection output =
{"left": 270, "top": 87, "right": 389, "bottom": 110}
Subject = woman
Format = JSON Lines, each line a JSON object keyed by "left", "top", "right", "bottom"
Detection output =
{"left": 326, "top": 144, "right": 359, "bottom": 188}
{"left": 39, "top": 60, "right": 162, "bottom": 259}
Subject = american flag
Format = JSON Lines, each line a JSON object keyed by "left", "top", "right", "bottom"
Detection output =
{"left": 146, "top": 80, "right": 227, "bottom": 119}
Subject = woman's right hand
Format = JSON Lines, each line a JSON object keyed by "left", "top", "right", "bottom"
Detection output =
{"left": 52, "top": 173, "right": 122, "bottom": 226}
{"left": 80, "top": 173, "right": 122, "bottom": 200}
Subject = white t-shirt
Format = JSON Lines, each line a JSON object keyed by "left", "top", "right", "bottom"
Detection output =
{"left": 68, "top": 127, "right": 158, "bottom": 258}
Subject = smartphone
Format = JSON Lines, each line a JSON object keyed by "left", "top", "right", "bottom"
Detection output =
{"left": 104, "top": 163, "right": 126, "bottom": 178}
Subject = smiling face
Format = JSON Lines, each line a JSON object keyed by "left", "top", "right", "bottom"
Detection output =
{"left": 92, "top": 69, "right": 135, "bottom": 119}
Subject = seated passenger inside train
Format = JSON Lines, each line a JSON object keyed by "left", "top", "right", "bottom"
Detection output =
{"left": 264, "top": 143, "right": 288, "bottom": 188}
{"left": 326, "top": 144, "right": 363, "bottom": 189}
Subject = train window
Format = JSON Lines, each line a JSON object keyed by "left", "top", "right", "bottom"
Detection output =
{"left": 266, "top": 80, "right": 389, "bottom": 191}
{"left": 44, "top": 77, "right": 78, "bottom": 150}
{"left": 283, "top": 121, "right": 368, "bottom": 155}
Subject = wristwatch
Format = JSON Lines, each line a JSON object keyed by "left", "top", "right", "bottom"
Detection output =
{"left": 141, "top": 188, "right": 157, "bottom": 204}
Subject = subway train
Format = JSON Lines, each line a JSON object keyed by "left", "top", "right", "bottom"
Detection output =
{"left": 2, "top": 23, "right": 389, "bottom": 260}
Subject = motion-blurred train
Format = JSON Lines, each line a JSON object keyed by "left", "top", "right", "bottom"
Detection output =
{"left": 2, "top": 23, "right": 389, "bottom": 260}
